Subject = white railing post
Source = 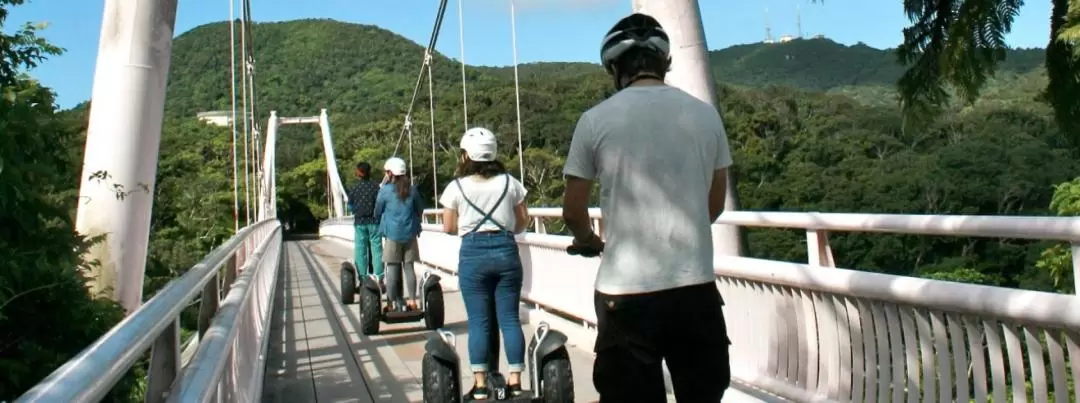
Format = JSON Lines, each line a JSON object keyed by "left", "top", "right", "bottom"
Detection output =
{"left": 1070, "top": 243, "right": 1080, "bottom": 295}
{"left": 805, "top": 228, "right": 835, "bottom": 267}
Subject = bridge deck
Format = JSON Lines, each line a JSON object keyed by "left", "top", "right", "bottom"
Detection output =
{"left": 262, "top": 240, "right": 780, "bottom": 402}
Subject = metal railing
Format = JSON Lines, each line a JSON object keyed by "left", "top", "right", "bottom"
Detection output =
{"left": 15, "top": 220, "right": 281, "bottom": 403}
{"left": 322, "top": 208, "right": 1080, "bottom": 401}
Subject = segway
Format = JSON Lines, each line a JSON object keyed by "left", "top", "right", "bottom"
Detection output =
{"left": 340, "top": 261, "right": 360, "bottom": 304}
{"left": 358, "top": 270, "right": 445, "bottom": 335}
{"left": 340, "top": 251, "right": 374, "bottom": 304}
{"left": 421, "top": 299, "right": 575, "bottom": 402}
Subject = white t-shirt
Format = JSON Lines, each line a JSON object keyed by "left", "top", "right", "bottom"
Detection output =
{"left": 439, "top": 174, "right": 528, "bottom": 234}
{"left": 563, "top": 85, "right": 734, "bottom": 295}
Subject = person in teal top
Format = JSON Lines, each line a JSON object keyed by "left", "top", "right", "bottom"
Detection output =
{"left": 374, "top": 157, "right": 425, "bottom": 311}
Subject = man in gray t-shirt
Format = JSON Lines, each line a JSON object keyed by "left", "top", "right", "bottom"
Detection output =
{"left": 562, "top": 13, "right": 733, "bottom": 403}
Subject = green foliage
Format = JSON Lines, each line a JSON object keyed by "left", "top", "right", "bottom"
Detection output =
{"left": 1046, "top": 0, "right": 1080, "bottom": 148}
{"left": 0, "top": 1, "right": 139, "bottom": 399}
{"left": 1034, "top": 177, "right": 1080, "bottom": 293}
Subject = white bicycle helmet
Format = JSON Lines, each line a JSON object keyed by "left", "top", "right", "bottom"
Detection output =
{"left": 460, "top": 127, "right": 498, "bottom": 162}
{"left": 600, "top": 13, "right": 670, "bottom": 75}
{"left": 383, "top": 157, "right": 407, "bottom": 176}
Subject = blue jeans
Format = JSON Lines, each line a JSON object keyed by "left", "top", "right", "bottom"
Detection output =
{"left": 458, "top": 231, "right": 526, "bottom": 373}
{"left": 354, "top": 224, "right": 383, "bottom": 279}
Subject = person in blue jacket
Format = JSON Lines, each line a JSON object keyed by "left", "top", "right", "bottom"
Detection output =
{"left": 374, "top": 157, "right": 425, "bottom": 312}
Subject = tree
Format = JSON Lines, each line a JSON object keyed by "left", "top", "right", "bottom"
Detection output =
{"left": 0, "top": 1, "right": 139, "bottom": 400}
{"left": 809, "top": 0, "right": 1080, "bottom": 145}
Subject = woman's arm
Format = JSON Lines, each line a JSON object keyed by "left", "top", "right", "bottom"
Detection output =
{"left": 442, "top": 208, "right": 458, "bottom": 235}
{"left": 513, "top": 202, "right": 529, "bottom": 234}
{"left": 374, "top": 188, "right": 386, "bottom": 223}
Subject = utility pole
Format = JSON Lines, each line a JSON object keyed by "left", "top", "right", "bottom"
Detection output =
{"left": 75, "top": 0, "right": 179, "bottom": 312}
{"left": 631, "top": 0, "right": 747, "bottom": 257}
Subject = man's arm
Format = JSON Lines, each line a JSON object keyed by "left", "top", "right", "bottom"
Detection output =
{"left": 708, "top": 169, "right": 727, "bottom": 222}
{"left": 561, "top": 113, "right": 598, "bottom": 242}
{"left": 562, "top": 177, "right": 595, "bottom": 240}
{"left": 709, "top": 115, "right": 735, "bottom": 223}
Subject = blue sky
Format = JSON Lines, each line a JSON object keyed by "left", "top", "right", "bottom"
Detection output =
{"left": 8, "top": 0, "right": 1053, "bottom": 108}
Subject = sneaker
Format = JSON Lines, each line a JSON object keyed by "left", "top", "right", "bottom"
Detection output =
{"left": 471, "top": 385, "right": 490, "bottom": 400}
{"left": 508, "top": 383, "right": 523, "bottom": 396}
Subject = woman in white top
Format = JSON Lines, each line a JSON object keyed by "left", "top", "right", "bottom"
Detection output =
{"left": 439, "top": 127, "right": 530, "bottom": 400}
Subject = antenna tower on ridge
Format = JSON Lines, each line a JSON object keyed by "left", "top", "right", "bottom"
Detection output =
{"left": 796, "top": 2, "right": 803, "bottom": 38}
{"left": 764, "top": 8, "right": 774, "bottom": 43}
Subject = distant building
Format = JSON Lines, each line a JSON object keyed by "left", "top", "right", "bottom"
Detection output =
{"left": 813, "top": 34, "right": 825, "bottom": 39}
{"left": 197, "top": 111, "right": 232, "bottom": 127}
{"left": 779, "top": 34, "right": 795, "bottom": 43}
{"left": 197, "top": 110, "right": 255, "bottom": 127}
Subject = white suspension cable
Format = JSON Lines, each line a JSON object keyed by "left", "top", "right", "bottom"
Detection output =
{"left": 457, "top": 0, "right": 469, "bottom": 129}
{"left": 246, "top": 59, "right": 258, "bottom": 207}
{"left": 407, "top": 115, "right": 415, "bottom": 180}
{"left": 239, "top": 0, "right": 251, "bottom": 226}
{"left": 426, "top": 53, "right": 439, "bottom": 205}
{"left": 509, "top": 0, "right": 525, "bottom": 181}
{"left": 228, "top": 0, "right": 239, "bottom": 232}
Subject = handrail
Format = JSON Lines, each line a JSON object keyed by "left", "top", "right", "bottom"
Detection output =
{"left": 714, "top": 256, "right": 1080, "bottom": 330}
{"left": 419, "top": 208, "right": 1080, "bottom": 242}
{"left": 168, "top": 225, "right": 281, "bottom": 402}
{"left": 15, "top": 219, "right": 279, "bottom": 403}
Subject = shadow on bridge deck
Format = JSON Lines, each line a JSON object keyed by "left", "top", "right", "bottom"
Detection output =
{"left": 262, "top": 240, "right": 782, "bottom": 402}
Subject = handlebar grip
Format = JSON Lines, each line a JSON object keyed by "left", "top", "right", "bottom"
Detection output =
{"left": 566, "top": 244, "right": 602, "bottom": 258}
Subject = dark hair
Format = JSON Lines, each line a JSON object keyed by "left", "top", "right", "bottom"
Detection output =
{"left": 391, "top": 175, "right": 412, "bottom": 201}
{"left": 613, "top": 47, "right": 670, "bottom": 83}
{"left": 456, "top": 158, "right": 507, "bottom": 179}
{"left": 355, "top": 162, "right": 371, "bottom": 178}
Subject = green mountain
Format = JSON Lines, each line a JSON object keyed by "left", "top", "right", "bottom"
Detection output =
{"left": 165, "top": 19, "right": 1046, "bottom": 119}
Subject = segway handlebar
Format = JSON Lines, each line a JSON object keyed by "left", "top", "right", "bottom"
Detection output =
{"left": 566, "top": 243, "right": 603, "bottom": 258}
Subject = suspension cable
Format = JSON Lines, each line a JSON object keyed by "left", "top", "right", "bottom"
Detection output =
{"left": 228, "top": 0, "right": 239, "bottom": 232}
{"left": 457, "top": 0, "right": 469, "bottom": 129}
{"left": 239, "top": 0, "right": 251, "bottom": 226}
{"left": 242, "top": 0, "right": 261, "bottom": 203}
{"left": 509, "top": 0, "right": 525, "bottom": 181}
{"left": 407, "top": 117, "right": 414, "bottom": 180}
{"left": 426, "top": 52, "right": 439, "bottom": 205}
{"left": 393, "top": 0, "right": 450, "bottom": 157}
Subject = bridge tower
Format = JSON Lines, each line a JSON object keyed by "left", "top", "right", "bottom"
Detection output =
{"left": 630, "top": 0, "right": 747, "bottom": 257}
{"left": 260, "top": 109, "right": 348, "bottom": 222}
{"left": 74, "top": 0, "right": 179, "bottom": 312}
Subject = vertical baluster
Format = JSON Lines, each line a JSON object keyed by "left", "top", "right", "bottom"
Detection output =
{"left": 914, "top": 308, "right": 935, "bottom": 401}
{"left": 1024, "top": 327, "right": 1048, "bottom": 403}
{"left": 145, "top": 318, "right": 181, "bottom": 403}
{"left": 1045, "top": 329, "right": 1068, "bottom": 401}
{"left": 984, "top": 320, "right": 1008, "bottom": 403}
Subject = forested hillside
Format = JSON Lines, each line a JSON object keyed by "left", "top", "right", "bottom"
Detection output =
{"left": 3, "top": 16, "right": 1076, "bottom": 399}
{"left": 143, "top": 19, "right": 1072, "bottom": 291}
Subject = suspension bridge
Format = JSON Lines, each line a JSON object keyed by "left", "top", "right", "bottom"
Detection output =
{"left": 11, "top": 0, "right": 1080, "bottom": 402}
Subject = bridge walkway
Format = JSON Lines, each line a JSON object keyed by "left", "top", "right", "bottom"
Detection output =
{"left": 260, "top": 239, "right": 779, "bottom": 402}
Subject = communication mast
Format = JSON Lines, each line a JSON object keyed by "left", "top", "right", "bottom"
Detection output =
{"left": 764, "top": 8, "right": 774, "bottom": 43}
{"left": 796, "top": 2, "right": 803, "bottom": 38}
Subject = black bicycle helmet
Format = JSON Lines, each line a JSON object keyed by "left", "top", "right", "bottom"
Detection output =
{"left": 600, "top": 13, "right": 671, "bottom": 74}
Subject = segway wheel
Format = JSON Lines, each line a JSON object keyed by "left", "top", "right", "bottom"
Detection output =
{"left": 339, "top": 263, "right": 357, "bottom": 305}
{"left": 424, "top": 283, "right": 445, "bottom": 330}
{"left": 539, "top": 347, "right": 574, "bottom": 402}
{"left": 421, "top": 353, "right": 460, "bottom": 403}
{"left": 359, "top": 285, "right": 381, "bottom": 335}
